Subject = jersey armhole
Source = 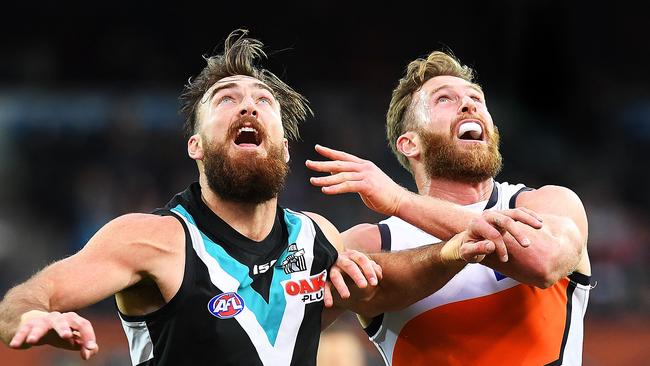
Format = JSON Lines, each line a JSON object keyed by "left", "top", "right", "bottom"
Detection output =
{"left": 117, "top": 209, "right": 195, "bottom": 323}
{"left": 377, "top": 223, "right": 391, "bottom": 252}
{"left": 508, "top": 186, "right": 534, "bottom": 209}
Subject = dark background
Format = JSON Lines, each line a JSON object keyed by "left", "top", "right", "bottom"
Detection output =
{"left": 0, "top": 2, "right": 648, "bottom": 365}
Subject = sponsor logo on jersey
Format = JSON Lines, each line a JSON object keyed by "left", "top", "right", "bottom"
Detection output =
{"left": 253, "top": 259, "right": 277, "bottom": 275}
{"left": 281, "top": 270, "right": 326, "bottom": 304}
{"left": 279, "top": 243, "right": 307, "bottom": 274}
{"left": 207, "top": 292, "right": 245, "bottom": 319}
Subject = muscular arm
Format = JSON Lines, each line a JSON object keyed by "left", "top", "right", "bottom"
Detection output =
{"left": 481, "top": 186, "right": 589, "bottom": 287}
{"left": 0, "top": 214, "right": 183, "bottom": 354}
{"left": 307, "top": 145, "right": 588, "bottom": 288}
{"left": 339, "top": 225, "right": 468, "bottom": 318}
{"left": 317, "top": 214, "right": 529, "bottom": 319}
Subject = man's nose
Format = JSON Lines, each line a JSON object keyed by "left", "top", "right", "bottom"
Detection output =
{"left": 239, "top": 98, "right": 258, "bottom": 117}
{"left": 459, "top": 96, "right": 477, "bottom": 114}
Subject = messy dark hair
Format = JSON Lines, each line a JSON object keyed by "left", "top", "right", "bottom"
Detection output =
{"left": 179, "top": 29, "right": 312, "bottom": 140}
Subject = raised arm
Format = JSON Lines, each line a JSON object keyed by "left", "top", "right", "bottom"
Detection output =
{"left": 0, "top": 213, "right": 183, "bottom": 359}
{"left": 306, "top": 144, "right": 586, "bottom": 289}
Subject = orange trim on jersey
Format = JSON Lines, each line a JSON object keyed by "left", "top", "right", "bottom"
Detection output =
{"left": 393, "top": 278, "right": 570, "bottom": 366}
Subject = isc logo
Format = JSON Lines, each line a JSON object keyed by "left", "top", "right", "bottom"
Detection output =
{"left": 282, "top": 270, "right": 327, "bottom": 304}
{"left": 207, "top": 292, "right": 245, "bottom": 319}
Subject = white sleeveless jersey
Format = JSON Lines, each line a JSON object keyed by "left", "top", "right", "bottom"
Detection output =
{"left": 367, "top": 181, "right": 591, "bottom": 366}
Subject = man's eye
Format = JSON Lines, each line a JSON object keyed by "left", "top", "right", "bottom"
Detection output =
{"left": 437, "top": 96, "right": 451, "bottom": 103}
{"left": 258, "top": 97, "right": 272, "bottom": 105}
{"left": 218, "top": 96, "right": 234, "bottom": 104}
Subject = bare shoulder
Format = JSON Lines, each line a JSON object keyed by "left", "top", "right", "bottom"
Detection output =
{"left": 342, "top": 223, "right": 382, "bottom": 253}
{"left": 518, "top": 184, "right": 588, "bottom": 241}
{"left": 85, "top": 213, "right": 185, "bottom": 259}
{"left": 302, "top": 211, "right": 343, "bottom": 252}
{"left": 517, "top": 185, "right": 585, "bottom": 215}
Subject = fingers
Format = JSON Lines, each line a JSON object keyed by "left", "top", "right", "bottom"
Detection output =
{"left": 505, "top": 207, "right": 543, "bottom": 229}
{"left": 323, "top": 282, "right": 334, "bottom": 308}
{"left": 339, "top": 250, "right": 380, "bottom": 287}
{"left": 309, "top": 172, "right": 363, "bottom": 187}
{"left": 305, "top": 159, "right": 361, "bottom": 174}
{"left": 314, "top": 144, "right": 365, "bottom": 163}
{"left": 327, "top": 249, "right": 381, "bottom": 303}
{"left": 483, "top": 211, "right": 532, "bottom": 248}
{"left": 468, "top": 217, "right": 509, "bottom": 261}
{"left": 9, "top": 311, "right": 98, "bottom": 360}
{"left": 9, "top": 323, "right": 33, "bottom": 348}
{"left": 372, "top": 261, "right": 383, "bottom": 281}
{"left": 460, "top": 240, "right": 495, "bottom": 263}
{"left": 328, "top": 266, "right": 350, "bottom": 299}
{"left": 66, "top": 313, "right": 97, "bottom": 352}
{"left": 320, "top": 181, "right": 366, "bottom": 195}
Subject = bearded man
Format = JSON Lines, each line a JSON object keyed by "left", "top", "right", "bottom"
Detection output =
{"left": 307, "top": 51, "right": 591, "bottom": 366}
{"left": 0, "top": 30, "right": 389, "bottom": 366}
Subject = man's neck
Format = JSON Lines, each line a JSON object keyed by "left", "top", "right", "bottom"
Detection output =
{"left": 199, "top": 182, "right": 278, "bottom": 242}
{"left": 416, "top": 176, "right": 494, "bottom": 206}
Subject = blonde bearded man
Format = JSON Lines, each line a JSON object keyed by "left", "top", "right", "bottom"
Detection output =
{"left": 307, "top": 51, "right": 591, "bottom": 365}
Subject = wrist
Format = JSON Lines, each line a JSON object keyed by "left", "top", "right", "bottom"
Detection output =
{"left": 440, "top": 232, "right": 467, "bottom": 265}
{"left": 20, "top": 310, "right": 48, "bottom": 324}
{"left": 393, "top": 189, "right": 413, "bottom": 218}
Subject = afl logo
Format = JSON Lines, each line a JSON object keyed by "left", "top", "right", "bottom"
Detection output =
{"left": 207, "top": 292, "right": 245, "bottom": 319}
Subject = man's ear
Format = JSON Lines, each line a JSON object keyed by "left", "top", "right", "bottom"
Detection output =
{"left": 396, "top": 131, "right": 420, "bottom": 160}
{"left": 188, "top": 134, "right": 204, "bottom": 160}
{"left": 283, "top": 138, "right": 290, "bottom": 163}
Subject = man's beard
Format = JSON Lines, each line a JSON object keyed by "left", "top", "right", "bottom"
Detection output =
{"left": 418, "top": 126, "right": 502, "bottom": 184}
{"left": 203, "top": 131, "right": 289, "bottom": 204}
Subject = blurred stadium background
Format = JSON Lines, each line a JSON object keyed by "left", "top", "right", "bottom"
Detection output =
{"left": 0, "top": 2, "right": 648, "bottom": 365}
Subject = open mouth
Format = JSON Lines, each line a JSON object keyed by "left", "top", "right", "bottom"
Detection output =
{"left": 457, "top": 121, "right": 484, "bottom": 141}
{"left": 234, "top": 126, "right": 262, "bottom": 146}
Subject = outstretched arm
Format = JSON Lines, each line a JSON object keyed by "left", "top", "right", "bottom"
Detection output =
{"left": 0, "top": 214, "right": 183, "bottom": 359}
{"left": 306, "top": 212, "right": 539, "bottom": 317}
{"left": 306, "top": 144, "right": 586, "bottom": 288}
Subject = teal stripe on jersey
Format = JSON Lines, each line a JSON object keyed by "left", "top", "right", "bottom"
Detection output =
{"left": 283, "top": 210, "right": 302, "bottom": 246}
{"left": 171, "top": 204, "right": 293, "bottom": 346}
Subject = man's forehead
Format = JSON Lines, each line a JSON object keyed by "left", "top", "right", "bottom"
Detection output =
{"left": 211, "top": 75, "right": 269, "bottom": 90}
{"left": 421, "top": 75, "right": 483, "bottom": 94}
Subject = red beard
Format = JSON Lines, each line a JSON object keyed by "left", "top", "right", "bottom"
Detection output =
{"left": 418, "top": 126, "right": 502, "bottom": 184}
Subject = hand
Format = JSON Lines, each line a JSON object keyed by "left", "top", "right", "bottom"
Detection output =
{"left": 306, "top": 145, "right": 408, "bottom": 216}
{"left": 467, "top": 208, "right": 543, "bottom": 262}
{"left": 9, "top": 310, "right": 99, "bottom": 360}
{"left": 441, "top": 208, "right": 543, "bottom": 264}
{"left": 324, "top": 249, "right": 383, "bottom": 308}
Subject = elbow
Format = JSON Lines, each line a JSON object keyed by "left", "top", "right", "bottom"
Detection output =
{"left": 528, "top": 254, "right": 574, "bottom": 289}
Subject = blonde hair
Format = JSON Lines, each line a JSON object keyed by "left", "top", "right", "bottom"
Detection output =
{"left": 180, "top": 29, "right": 311, "bottom": 140}
{"left": 386, "top": 51, "right": 476, "bottom": 172}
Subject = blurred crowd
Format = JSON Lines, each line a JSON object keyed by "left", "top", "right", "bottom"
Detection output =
{"left": 0, "top": 3, "right": 649, "bottom": 364}
{"left": 0, "top": 84, "right": 648, "bottom": 365}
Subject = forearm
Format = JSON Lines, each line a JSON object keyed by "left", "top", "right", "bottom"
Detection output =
{"left": 338, "top": 239, "right": 465, "bottom": 317}
{"left": 0, "top": 282, "right": 52, "bottom": 345}
{"left": 396, "top": 192, "right": 478, "bottom": 240}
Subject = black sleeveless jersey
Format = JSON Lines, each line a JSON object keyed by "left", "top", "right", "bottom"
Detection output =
{"left": 117, "top": 183, "right": 339, "bottom": 365}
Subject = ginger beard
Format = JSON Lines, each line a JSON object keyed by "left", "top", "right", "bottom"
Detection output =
{"left": 418, "top": 124, "right": 502, "bottom": 184}
{"left": 202, "top": 117, "right": 289, "bottom": 204}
